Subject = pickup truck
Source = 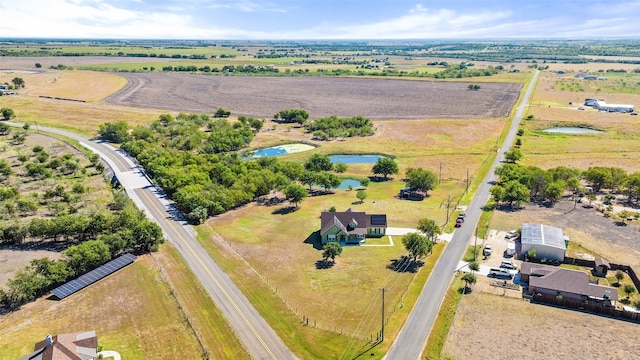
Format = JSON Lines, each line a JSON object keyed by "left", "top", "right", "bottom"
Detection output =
{"left": 489, "top": 268, "right": 513, "bottom": 279}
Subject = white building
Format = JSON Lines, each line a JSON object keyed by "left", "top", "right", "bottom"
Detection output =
{"left": 594, "top": 100, "right": 634, "bottom": 113}
{"left": 520, "top": 223, "right": 567, "bottom": 262}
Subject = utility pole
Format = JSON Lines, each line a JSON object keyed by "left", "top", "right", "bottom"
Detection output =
{"left": 466, "top": 168, "right": 469, "bottom": 192}
{"left": 446, "top": 195, "right": 451, "bottom": 224}
{"left": 474, "top": 225, "right": 479, "bottom": 262}
{"left": 381, "top": 288, "right": 385, "bottom": 342}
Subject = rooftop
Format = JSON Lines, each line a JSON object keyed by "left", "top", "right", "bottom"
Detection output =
{"left": 521, "top": 223, "right": 566, "bottom": 251}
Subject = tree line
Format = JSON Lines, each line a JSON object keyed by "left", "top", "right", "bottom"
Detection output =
{"left": 490, "top": 163, "right": 640, "bottom": 208}
{"left": 100, "top": 113, "right": 304, "bottom": 223}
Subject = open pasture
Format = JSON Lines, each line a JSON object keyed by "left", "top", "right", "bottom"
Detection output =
{"left": 523, "top": 72, "right": 640, "bottom": 172}
{"left": 0, "top": 254, "right": 206, "bottom": 360}
{"left": 102, "top": 72, "right": 522, "bottom": 119}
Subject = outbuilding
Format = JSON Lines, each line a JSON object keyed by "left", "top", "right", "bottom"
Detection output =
{"left": 520, "top": 223, "right": 567, "bottom": 262}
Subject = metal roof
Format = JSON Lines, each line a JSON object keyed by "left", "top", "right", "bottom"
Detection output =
{"left": 521, "top": 223, "right": 566, "bottom": 250}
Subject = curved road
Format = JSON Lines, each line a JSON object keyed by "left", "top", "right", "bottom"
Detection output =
{"left": 384, "top": 70, "right": 540, "bottom": 360}
{"left": 7, "top": 123, "right": 297, "bottom": 360}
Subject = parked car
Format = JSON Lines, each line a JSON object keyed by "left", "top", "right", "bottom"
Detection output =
{"left": 483, "top": 244, "right": 492, "bottom": 256}
{"left": 457, "top": 212, "right": 466, "bottom": 219}
{"left": 500, "top": 261, "right": 518, "bottom": 270}
{"left": 505, "top": 230, "right": 518, "bottom": 239}
{"left": 455, "top": 218, "right": 464, "bottom": 228}
{"left": 489, "top": 268, "right": 513, "bottom": 279}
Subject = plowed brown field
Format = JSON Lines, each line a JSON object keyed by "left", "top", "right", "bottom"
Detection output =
{"left": 102, "top": 73, "right": 522, "bottom": 119}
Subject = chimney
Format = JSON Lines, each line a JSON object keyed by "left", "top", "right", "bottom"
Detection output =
{"left": 45, "top": 334, "right": 53, "bottom": 347}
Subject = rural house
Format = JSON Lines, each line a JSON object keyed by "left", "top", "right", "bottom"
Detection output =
{"left": 19, "top": 331, "right": 98, "bottom": 360}
{"left": 520, "top": 223, "right": 567, "bottom": 262}
{"left": 320, "top": 208, "right": 387, "bottom": 244}
{"left": 521, "top": 262, "right": 618, "bottom": 306}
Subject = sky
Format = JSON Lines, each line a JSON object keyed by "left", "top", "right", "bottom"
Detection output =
{"left": 2, "top": 0, "right": 640, "bottom": 40}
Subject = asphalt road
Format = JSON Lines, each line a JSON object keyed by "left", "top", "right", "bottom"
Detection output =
{"left": 384, "top": 70, "right": 540, "bottom": 360}
{"left": 7, "top": 123, "right": 297, "bottom": 360}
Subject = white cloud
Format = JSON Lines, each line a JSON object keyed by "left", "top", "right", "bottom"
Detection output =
{"left": 1, "top": 1, "right": 639, "bottom": 39}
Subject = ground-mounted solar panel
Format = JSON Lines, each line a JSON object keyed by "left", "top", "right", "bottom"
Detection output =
{"left": 50, "top": 253, "right": 136, "bottom": 300}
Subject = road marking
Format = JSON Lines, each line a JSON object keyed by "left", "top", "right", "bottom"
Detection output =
{"left": 138, "top": 189, "right": 278, "bottom": 360}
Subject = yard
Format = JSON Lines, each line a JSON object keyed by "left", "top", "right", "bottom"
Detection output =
{"left": 442, "top": 292, "right": 640, "bottom": 360}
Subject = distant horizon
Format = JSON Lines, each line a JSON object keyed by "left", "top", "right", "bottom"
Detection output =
{"left": 3, "top": 1, "right": 640, "bottom": 40}
{"left": 3, "top": 37, "right": 640, "bottom": 43}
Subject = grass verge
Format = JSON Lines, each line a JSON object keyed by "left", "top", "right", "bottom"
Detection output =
{"left": 422, "top": 276, "right": 464, "bottom": 360}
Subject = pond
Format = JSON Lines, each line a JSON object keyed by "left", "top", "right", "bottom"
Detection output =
{"left": 250, "top": 143, "right": 315, "bottom": 158}
{"left": 329, "top": 154, "right": 385, "bottom": 164}
{"left": 542, "top": 127, "right": 604, "bottom": 134}
{"left": 336, "top": 179, "right": 362, "bottom": 190}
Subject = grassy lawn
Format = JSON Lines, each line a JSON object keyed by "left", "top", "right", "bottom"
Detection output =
{"left": 0, "top": 255, "right": 203, "bottom": 360}
{"left": 423, "top": 276, "right": 464, "bottom": 360}
{"left": 462, "top": 246, "right": 480, "bottom": 262}
{"left": 153, "top": 245, "right": 250, "bottom": 359}
{"left": 198, "top": 213, "right": 447, "bottom": 359}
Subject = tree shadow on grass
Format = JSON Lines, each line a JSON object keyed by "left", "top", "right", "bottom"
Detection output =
{"left": 303, "top": 230, "right": 323, "bottom": 250}
{"left": 315, "top": 259, "right": 335, "bottom": 269}
{"left": 387, "top": 256, "right": 423, "bottom": 273}
{"left": 272, "top": 206, "right": 298, "bottom": 215}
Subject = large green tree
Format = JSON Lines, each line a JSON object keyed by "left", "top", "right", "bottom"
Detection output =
{"left": 417, "top": 218, "right": 441, "bottom": 243}
{"left": 504, "top": 149, "right": 523, "bottom": 163}
{"left": 285, "top": 183, "right": 307, "bottom": 208}
{"left": 322, "top": 242, "right": 343, "bottom": 262}
{"left": 372, "top": 157, "right": 398, "bottom": 180}
{"left": 1, "top": 107, "right": 16, "bottom": 121}
{"left": 11, "top": 77, "right": 25, "bottom": 89}
{"left": 405, "top": 167, "right": 438, "bottom": 193}
{"left": 304, "top": 153, "right": 333, "bottom": 172}
{"left": 402, "top": 232, "right": 432, "bottom": 261}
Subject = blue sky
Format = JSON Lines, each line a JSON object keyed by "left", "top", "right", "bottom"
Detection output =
{"left": 2, "top": 0, "right": 640, "bottom": 39}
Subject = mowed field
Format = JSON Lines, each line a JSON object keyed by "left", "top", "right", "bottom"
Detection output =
{"left": 103, "top": 72, "right": 522, "bottom": 119}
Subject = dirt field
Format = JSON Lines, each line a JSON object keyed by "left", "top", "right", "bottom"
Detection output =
{"left": 102, "top": 73, "right": 522, "bottom": 119}
{"left": 443, "top": 292, "right": 640, "bottom": 360}
{"left": 441, "top": 199, "right": 640, "bottom": 359}
{"left": 0, "top": 56, "right": 187, "bottom": 70}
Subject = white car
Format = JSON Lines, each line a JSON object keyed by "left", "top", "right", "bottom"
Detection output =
{"left": 500, "top": 261, "right": 518, "bottom": 270}
{"left": 483, "top": 244, "right": 492, "bottom": 256}
{"left": 505, "top": 230, "right": 518, "bottom": 239}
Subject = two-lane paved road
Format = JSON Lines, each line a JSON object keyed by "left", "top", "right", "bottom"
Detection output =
{"left": 384, "top": 70, "right": 540, "bottom": 360}
{"left": 7, "top": 123, "right": 297, "bottom": 360}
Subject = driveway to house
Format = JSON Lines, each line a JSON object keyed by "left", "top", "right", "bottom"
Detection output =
{"left": 384, "top": 70, "right": 540, "bottom": 360}
{"left": 97, "top": 350, "right": 121, "bottom": 360}
{"left": 6, "top": 122, "right": 297, "bottom": 360}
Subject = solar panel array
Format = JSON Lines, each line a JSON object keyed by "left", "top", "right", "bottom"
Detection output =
{"left": 370, "top": 214, "right": 387, "bottom": 226}
{"left": 51, "top": 253, "right": 136, "bottom": 300}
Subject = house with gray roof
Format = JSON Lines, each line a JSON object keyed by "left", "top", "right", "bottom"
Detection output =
{"left": 521, "top": 262, "right": 618, "bottom": 306}
{"left": 520, "top": 223, "right": 567, "bottom": 262}
{"left": 320, "top": 208, "right": 387, "bottom": 245}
